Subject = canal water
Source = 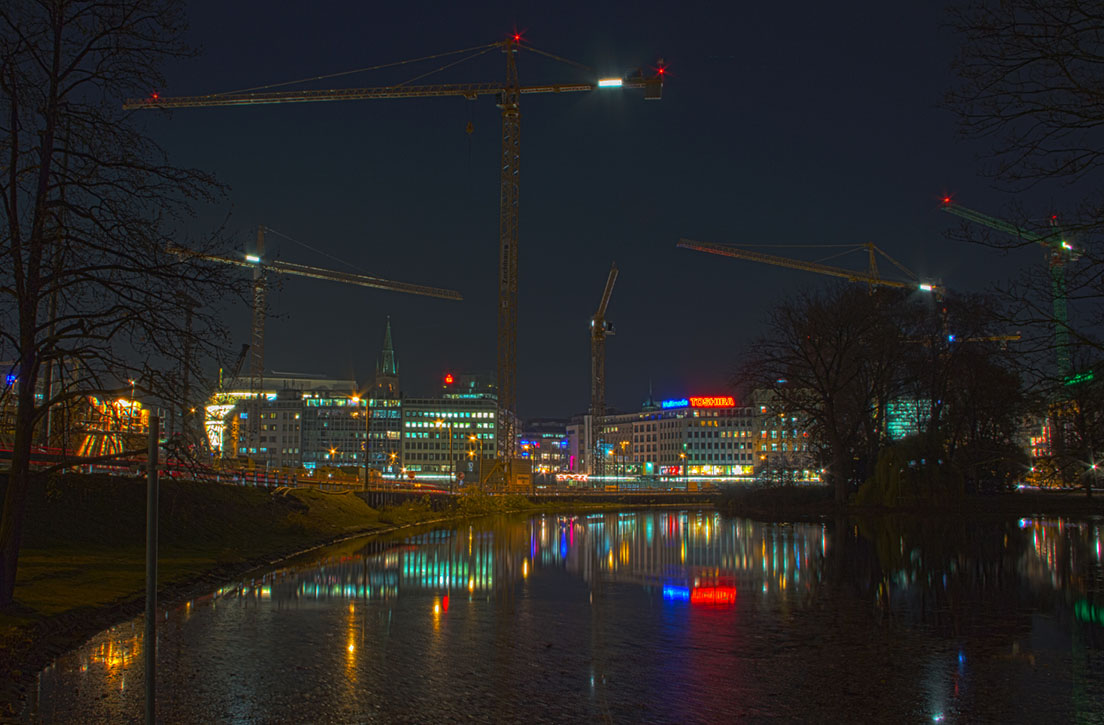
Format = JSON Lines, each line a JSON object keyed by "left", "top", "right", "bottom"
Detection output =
{"left": 27, "top": 511, "right": 1104, "bottom": 723}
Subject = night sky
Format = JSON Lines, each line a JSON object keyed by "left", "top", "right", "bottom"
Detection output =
{"left": 143, "top": 1, "right": 1025, "bottom": 419}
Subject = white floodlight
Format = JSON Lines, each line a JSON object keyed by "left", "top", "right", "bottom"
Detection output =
{"left": 597, "top": 78, "right": 623, "bottom": 88}
{"left": 245, "top": 254, "right": 261, "bottom": 263}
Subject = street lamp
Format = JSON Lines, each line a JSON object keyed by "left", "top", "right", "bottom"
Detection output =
{"left": 435, "top": 419, "right": 455, "bottom": 493}
{"left": 389, "top": 451, "right": 398, "bottom": 480}
{"left": 679, "top": 451, "right": 687, "bottom": 491}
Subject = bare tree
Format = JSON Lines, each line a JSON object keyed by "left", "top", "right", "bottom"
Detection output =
{"left": 736, "top": 285, "right": 907, "bottom": 506}
{"left": 947, "top": 0, "right": 1104, "bottom": 373}
{"left": 0, "top": 0, "right": 242, "bottom": 607}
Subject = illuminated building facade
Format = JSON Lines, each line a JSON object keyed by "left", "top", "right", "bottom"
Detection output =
{"left": 401, "top": 396, "right": 498, "bottom": 475}
{"left": 300, "top": 393, "right": 366, "bottom": 469}
{"left": 519, "top": 420, "right": 570, "bottom": 476}
{"left": 750, "top": 390, "right": 817, "bottom": 482}
{"left": 886, "top": 397, "right": 932, "bottom": 441}
{"left": 567, "top": 395, "right": 758, "bottom": 478}
{"left": 223, "top": 374, "right": 356, "bottom": 468}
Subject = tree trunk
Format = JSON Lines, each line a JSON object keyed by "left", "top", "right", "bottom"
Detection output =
{"left": 0, "top": 357, "right": 38, "bottom": 607}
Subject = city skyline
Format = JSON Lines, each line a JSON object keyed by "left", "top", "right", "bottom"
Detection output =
{"left": 146, "top": 1, "right": 1029, "bottom": 419}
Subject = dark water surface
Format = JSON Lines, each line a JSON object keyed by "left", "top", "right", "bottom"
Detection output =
{"left": 28, "top": 511, "right": 1104, "bottom": 723}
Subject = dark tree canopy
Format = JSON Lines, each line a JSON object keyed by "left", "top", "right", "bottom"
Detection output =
{"left": 0, "top": 0, "right": 243, "bottom": 606}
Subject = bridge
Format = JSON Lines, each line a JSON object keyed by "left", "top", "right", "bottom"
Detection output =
{"left": 352, "top": 486, "right": 720, "bottom": 510}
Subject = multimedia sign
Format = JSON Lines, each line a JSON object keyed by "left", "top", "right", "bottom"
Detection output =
{"left": 660, "top": 396, "right": 736, "bottom": 409}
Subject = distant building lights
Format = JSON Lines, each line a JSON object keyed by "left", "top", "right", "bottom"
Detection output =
{"left": 597, "top": 78, "right": 623, "bottom": 88}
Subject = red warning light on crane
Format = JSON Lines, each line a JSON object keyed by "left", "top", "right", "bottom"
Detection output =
{"left": 444, "top": 373, "right": 454, "bottom": 385}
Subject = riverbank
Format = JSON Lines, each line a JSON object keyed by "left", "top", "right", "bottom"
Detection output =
{"left": 717, "top": 483, "right": 1104, "bottom": 521}
{"left": 0, "top": 473, "right": 544, "bottom": 717}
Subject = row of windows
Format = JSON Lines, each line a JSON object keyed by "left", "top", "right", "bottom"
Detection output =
{"left": 406, "top": 411, "right": 495, "bottom": 419}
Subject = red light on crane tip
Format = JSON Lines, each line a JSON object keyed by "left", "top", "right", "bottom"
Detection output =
{"left": 151, "top": 92, "right": 159, "bottom": 99}
{"left": 444, "top": 373, "right": 454, "bottom": 385}
{"left": 942, "top": 196, "right": 951, "bottom": 204}
{"left": 514, "top": 33, "right": 521, "bottom": 41}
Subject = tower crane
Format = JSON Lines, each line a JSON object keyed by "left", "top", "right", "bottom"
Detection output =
{"left": 940, "top": 198, "right": 1076, "bottom": 379}
{"left": 677, "top": 239, "right": 1019, "bottom": 345}
{"left": 125, "top": 37, "right": 663, "bottom": 477}
{"left": 589, "top": 263, "right": 618, "bottom": 476}
{"left": 676, "top": 239, "right": 936, "bottom": 292}
{"left": 172, "top": 225, "right": 462, "bottom": 458}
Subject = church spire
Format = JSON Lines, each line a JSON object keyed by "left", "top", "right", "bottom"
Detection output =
{"left": 377, "top": 317, "right": 398, "bottom": 377}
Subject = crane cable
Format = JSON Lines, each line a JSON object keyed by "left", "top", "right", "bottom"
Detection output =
{"left": 263, "top": 226, "right": 368, "bottom": 275}
{"left": 212, "top": 42, "right": 500, "bottom": 96}
{"left": 518, "top": 42, "right": 594, "bottom": 73}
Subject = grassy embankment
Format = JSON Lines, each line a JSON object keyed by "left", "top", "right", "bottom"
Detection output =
{"left": 0, "top": 472, "right": 535, "bottom": 714}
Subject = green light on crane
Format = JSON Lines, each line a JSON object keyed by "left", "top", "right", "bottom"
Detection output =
{"left": 1063, "top": 370, "right": 1094, "bottom": 387}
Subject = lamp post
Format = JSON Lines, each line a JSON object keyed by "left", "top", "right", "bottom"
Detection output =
{"left": 435, "top": 419, "right": 454, "bottom": 493}
{"left": 679, "top": 451, "right": 687, "bottom": 491}
{"left": 389, "top": 451, "right": 398, "bottom": 481}
{"left": 468, "top": 434, "right": 483, "bottom": 488}
{"left": 352, "top": 395, "right": 368, "bottom": 488}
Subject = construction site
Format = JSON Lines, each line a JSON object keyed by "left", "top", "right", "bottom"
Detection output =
{"left": 0, "top": 32, "right": 1093, "bottom": 493}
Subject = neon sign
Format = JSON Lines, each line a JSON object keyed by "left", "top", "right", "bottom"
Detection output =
{"left": 690, "top": 396, "right": 734, "bottom": 408}
{"left": 661, "top": 396, "right": 735, "bottom": 409}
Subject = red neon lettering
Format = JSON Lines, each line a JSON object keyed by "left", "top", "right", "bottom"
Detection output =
{"left": 689, "top": 396, "right": 735, "bottom": 408}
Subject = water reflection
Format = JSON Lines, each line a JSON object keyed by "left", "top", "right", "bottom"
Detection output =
{"left": 28, "top": 511, "right": 1104, "bottom": 723}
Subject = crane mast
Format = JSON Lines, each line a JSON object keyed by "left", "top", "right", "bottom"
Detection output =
{"left": 497, "top": 41, "right": 522, "bottom": 468}
{"left": 941, "top": 199, "right": 1075, "bottom": 379}
{"left": 589, "top": 263, "right": 618, "bottom": 475}
{"left": 126, "top": 38, "right": 662, "bottom": 480}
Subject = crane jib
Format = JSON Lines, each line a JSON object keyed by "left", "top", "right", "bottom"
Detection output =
{"left": 123, "top": 80, "right": 657, "bottom": 110}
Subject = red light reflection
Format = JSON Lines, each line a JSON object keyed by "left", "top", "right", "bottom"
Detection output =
{"left": 690, "top": 586, "right": 736, "bottom": 605}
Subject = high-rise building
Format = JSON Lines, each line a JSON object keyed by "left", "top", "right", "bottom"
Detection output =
{"left": 401, "top": 396, "right": 498, "bottom": 476}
